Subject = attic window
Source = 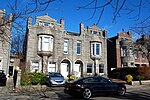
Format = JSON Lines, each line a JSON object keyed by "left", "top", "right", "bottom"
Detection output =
{"left": 93, "top": 31, "right": 97, "bottom": 35}
{"left": 44, "top": 22, "right": 49, "bottom": 26}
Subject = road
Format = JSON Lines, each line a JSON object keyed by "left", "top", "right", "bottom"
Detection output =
{"left": 0, "top": 77, "right": 150, "bottom": 100}
{"left": 58, "top": 86, "right": 150, "bottom": 100}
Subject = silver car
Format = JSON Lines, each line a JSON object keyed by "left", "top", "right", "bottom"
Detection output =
{"left": 46, "top": 72, "right": 66, "bottom": 86}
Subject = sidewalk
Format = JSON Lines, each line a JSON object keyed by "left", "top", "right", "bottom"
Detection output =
{"left": 126, "top": 83, "right": 150, "bottom": 90}
{"left": 112, "top": 78, "right": 150, "bottom": 90}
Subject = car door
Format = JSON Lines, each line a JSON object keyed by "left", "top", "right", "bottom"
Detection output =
{"left": 89, "top": 77, "right": 106, "bottom": 95}
{"left": 100, "top": 78, "right": 118, "bottom": 93}
{"left": 83, "top": 77, "right": 101, "bottom": 93}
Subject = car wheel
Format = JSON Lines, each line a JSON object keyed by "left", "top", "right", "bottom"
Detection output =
{"left": 82, "top": 88, "right": 92, "bottom": 99}
{"left": 117, "top": 87, "right": 126, "bottom": 96}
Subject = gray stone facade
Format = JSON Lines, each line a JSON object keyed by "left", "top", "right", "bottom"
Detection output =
{"left": 0, "top": 9, "right": 12, "bottom": 75}
{"left": 24, "top": 14, "right": 107, "bottom": 78}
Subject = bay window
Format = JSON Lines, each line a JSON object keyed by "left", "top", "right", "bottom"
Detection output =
{"left": 91, "top": 42, "right": 102, "bottom": 57}
{"left": 38, "top": 35, "right": 53, "bottom": 52}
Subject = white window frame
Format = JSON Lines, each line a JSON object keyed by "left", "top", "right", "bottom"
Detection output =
{"left": 48, "top": 62, "right": 56, "bottom": 72}
{"left": 91, "top": 42, "right": 102, "bottom": 57}
{"left": 38, "top": 35, "right": 53, "bottom": 52}
{"left": 76, "top": 41, "right": 81, "bottom": 55}
{"left": 87, "top": 64, "right": 92, "bottom": 73}
{"left": 31, "top": 61, "right": 39, "bottom": 72}
{"left": 99, "top": 64, "right": 104, "bottom": 73}
{"left": 64, "top": 39, "right": 69, "bottom": 54}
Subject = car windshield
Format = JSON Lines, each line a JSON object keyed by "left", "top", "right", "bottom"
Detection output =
{"left": 50, "top": 73, "right": 62, "bottom": 77}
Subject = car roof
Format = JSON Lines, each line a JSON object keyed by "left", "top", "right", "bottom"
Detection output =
{"left": 72, "top": 76, "right": 108, "bottom": 83}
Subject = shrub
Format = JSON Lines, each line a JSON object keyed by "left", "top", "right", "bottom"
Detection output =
{"left": 135, "top": 75, "right": 145, "bottom": 81}
{"left": 125, "top": 74, "right": 133, "bottom": 85}
{"left": 109, "top": 67, "right": 138, "bottom": 80}
{"left": 21, "top": 73, "right": 31, "bottom": 86}
{"left": 21, "top": 72, "right": 46, "bottom": 86}
{"left": 67, "top": 74, "right": 78, "bottom": 82}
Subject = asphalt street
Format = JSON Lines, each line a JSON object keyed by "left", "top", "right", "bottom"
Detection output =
{"left": 0, "top": 77, "right": 150, "bottom": 100}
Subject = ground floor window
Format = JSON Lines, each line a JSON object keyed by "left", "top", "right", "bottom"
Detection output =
{"left": 48, "top": 62, "right": 56, "bottom": 72}
{"left": 87, "top": 64, "right": 92, "bottom": 73}
{"left": 31, "top": 61, "right": 39, "bottom": 72}
{"left": 99, "top": 64, "right": 104, "bottom": 73}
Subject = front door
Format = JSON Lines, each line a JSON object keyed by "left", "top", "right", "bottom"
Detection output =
{"left": 60, "top": 63, "right": 68, "bottom": 78}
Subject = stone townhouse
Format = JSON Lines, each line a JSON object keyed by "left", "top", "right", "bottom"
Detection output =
{"left": 0, "top": 9, "right": 12, "bottom": 75}
{"left": 107, "top": 31, "right": 149, "bottom": 73}
{"left": 23, "top": 14, "right": 107, "bottom": 78}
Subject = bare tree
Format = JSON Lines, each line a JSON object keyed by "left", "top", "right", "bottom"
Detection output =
{"left": 0, "top": 0, "right": 60, "bottom": 51}
{"left": 133, "top": 35, "right": 150, "bottom": 66}
{"left": 77, "top": 0, "right": 150, "bottom": 25}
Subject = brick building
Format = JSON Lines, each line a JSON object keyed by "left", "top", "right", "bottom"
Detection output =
{"left": 107, "top": 31, "right": 149, "bottom": 72}
{"left": 107, "top": 31, "right": 133, "bottom": 70}
{"left": 23, "top": 14, "right": 107, "bottom": 78}
{"left": 134, "top": 35, "right": 150, "bottom": 67}
{"left": 0, "top": 9, "right": 12, "bottom": 75}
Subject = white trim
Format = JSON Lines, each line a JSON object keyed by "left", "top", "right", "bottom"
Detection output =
{"left": 64, "top": 39, "right": 69, "bottom": 54}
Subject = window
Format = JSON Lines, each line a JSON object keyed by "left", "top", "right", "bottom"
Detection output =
{"left": 64, "top": 39, "right": 69, "bottom": 54}
{"left": 121, "top": 46, "right": 128, "bottom": 57}
{"left": 99, "top": 77, "right": 109, "bottom": 83}
{"left": 48, "top": 62, "right": 56, "bottom": 72}
{"left": 93, "top": 31, "right": 97, "bottom": 34}
{"left": 38, "top": 35, "right": 53, "bottom": 52}
{"left": 96, "top": 44, "right": 100, "bottom": 55}
{"left": 134, "top": 53, "right": 138, "bottom": 59}
{"left": 99, "top": 64, "right": 104, "bottom": 73}
{"left": 44, "top": 22, "right": 49, "bottom": 26}
{"left": 87, "top": 64, "right": 92, "bottom": 73}
{"left": 77, "top": 41, "right": 81, "bottom": 55}
{"left": 142, "top": 53, "right": 145, "bottom": 59}
{"left": 31, "top": 61, "right": 39, "bottom": 72}
{"left": 91, "top": 42, "right": 101, "bottom": 56}
{"left": 123, "top": 62, "right": 128, "bottom": 66}
{"left": 83, "top": 78, "right": 95, "bottom": 83}
{"left": 43, "top": 37, "right": 49, "bottom": 51}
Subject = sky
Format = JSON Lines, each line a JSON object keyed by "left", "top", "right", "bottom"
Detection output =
{"left": 0, "top": 0, "right": 149, "bottom": 38}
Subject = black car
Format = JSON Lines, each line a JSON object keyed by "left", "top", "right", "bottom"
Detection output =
{"left": 64, "top": 76, "right": 126, "bottom": 99}
{"left": 0, "top": 70, "right": 7, "bottom": 86}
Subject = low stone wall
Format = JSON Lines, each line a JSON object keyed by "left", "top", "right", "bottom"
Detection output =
{"left": 132, "top": 80, "right": 150, "bottom": 85}
{"left": 15, "top": 85, "right": 47, "bottom": 92}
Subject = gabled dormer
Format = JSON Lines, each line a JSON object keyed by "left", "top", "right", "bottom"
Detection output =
{"left": 36, "top": 14, "right": 57, "bottom": 27}
{"left": 87, "top": 24, "right": 106, "bottom": 37}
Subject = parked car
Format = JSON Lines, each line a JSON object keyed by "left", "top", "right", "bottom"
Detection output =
{"left": 64, "top": 76, "right": 126, "bottom": 99}
{"left": 46, "top": 72, "right": 66, "bottom": 87}
{"left": 0, "top": 70, "right": 7, "bottom": 86}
